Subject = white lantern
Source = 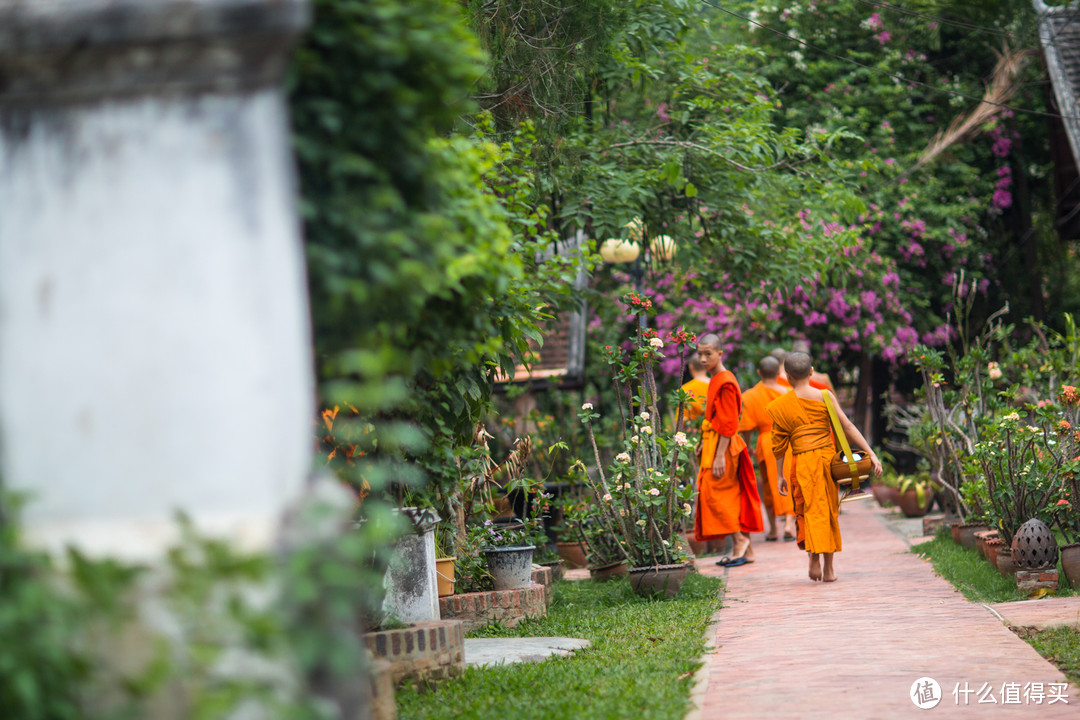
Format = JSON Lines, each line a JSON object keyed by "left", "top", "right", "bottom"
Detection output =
{"left": 599, "top": 238, "right": 641, "bottom": 264}
{"left": 649, "top": 234, "right": 677, "bottom": 262}
{"left": 623, "top": 217, "right": 645, "bottom": 243}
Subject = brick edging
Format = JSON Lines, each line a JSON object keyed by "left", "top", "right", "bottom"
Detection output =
{"left": 363, "top": 619, "right": 465, "bottom": 684}
{"left": 439, "top": 583, "right": 547, "bottom": 633}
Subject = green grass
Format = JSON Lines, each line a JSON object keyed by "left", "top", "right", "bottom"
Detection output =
{"left": 395, "top": 574, "right": 724, "bottom": 720}
{"left": 912, "top": 532, "right": 1028, "bottom": 603}
{"left": 913, "top": 530, "right": 1080, "bottom": 603}
{"left": 1017, "top": 626, "right": 1080, "bottom": 686}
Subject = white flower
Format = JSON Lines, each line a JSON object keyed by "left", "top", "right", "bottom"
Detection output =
{"left": 674, "top": 432, "right": 688, "bottom": 447}
{"left": 620, "top": 509, "right": 627, "bottom": 517}
{"left": 636, "top": 519, "right": 647, "bottom": 527}
{"left": 631, "top": 435, "right": 640, "bottom": 444}
{"left": 988, "top": 362, "right": 1002, "bottom": 380}
{"left": 641, "top": 425, "right": 653, "bottom": 435}
{"left": 683, "top": 503, "right": 692, "bottom": 516}
{"left": 623, "top": 483, "right": 631, "bottom": 490}
{"left": 649, "top": 488, "right": 660, "bottom": 496}
{"left": 649, "top": 337, "right": 664, "bottom": 349}
{"left": 1005, "top": 412, "right": 1021, "bottom": 421}
{"left": 615, "top": 452, "right": 631, "bottom": 464}
{"left": 640, "top": 411, "right": 650, "bottom": 422}
{"left": 603, "top": 493, "right": 612, "bottom": 501}
{"left": 582, "top": 403, "right": 593, "bottom": 411}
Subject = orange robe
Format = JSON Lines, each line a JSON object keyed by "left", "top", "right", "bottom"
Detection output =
{"left": 681, "top": 378, "right": 709, "bottom": 423}
{"left": 778, "top": 376, "right": 832, "bottom": 391}
{"left": 767, "top": 392, "right": 841, "bottom": 553}
{"left": 694, "top": 371, "right": 763, "bottom": 540}
{"left": 738, "top": 382, "right": 795, "bottom": 518}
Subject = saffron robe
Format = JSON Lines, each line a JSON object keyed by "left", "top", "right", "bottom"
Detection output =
{"left": 767, "top": 392, "right": 842, "bottom": 553}
{"left": 681, "top": 378, "right": 709, "bottom": 423}
{"left": 694, "top": 371, "right": 763, "bottom": 540}
{"left": 778, "top": 376, "right": 832, "bottom": 391}
{"left": 738, "top": 382, "right": 795, "bottom": 518}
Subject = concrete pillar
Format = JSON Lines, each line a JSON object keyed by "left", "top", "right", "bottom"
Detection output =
{"left": 382, "top": 508, "right": 442, "bottom": 624}
{"left": 0, "top": 0, "right": 313, "bottom": 559}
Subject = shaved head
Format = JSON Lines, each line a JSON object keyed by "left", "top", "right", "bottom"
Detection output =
{"left": 785, "top": 351, "right": 812, "bottom": 381}
{"left": 699, "top": 333, "right": 722, "bottom": 350}
{"left": 757, "top": 355, "right": 781, "bottom": 379}
{"left": 689, "top": 356, "right": 704, "bottom": 372}
{"left": 792, "top": 339, "right": 811, "bottom": 354}
{"left": 769, "top": 347, "right": 788, "bottom": 363}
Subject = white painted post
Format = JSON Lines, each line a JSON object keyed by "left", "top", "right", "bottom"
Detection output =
{"left": 382, "top": 508, "right": 442, "bottom": 624}
{"left": 0, "top": 0, "right": 314, "bottom": 559}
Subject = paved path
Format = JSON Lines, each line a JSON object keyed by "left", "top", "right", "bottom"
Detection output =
{"left": 689, "top": 501, "right": 1080, "bottom": 719}
{"left": 463, "top": 637, "right": 590, "bottom": 667}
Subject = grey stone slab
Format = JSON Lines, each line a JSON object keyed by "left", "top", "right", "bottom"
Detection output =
{"left": 463, "top": 637, "right": 590, "bottom": 667}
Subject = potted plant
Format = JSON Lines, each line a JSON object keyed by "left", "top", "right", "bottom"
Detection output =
{"left": 973, "top": 399, "right": 1078, "bottom": 567}
{"left": 575, "top": 315, "right": 697, "bottom": 598}
{"left": 895, "top": 473, "right": 935, "bottom": 518}
{"left": 475, "top": 519, "right": 536, "bottom": 591}
{"left": 558, "top": 497, "right": 626, "bottom": 579}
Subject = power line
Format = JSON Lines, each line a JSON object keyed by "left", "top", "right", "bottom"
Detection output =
{"left": 848, "top": 0, "right": 1015, "bottom": 39}
{"left": 700, "top": 0, "right": 1077, "bottom": 122}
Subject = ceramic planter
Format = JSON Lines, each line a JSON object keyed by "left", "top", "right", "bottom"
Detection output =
{"left": 483, "top": 545, "right": 535, "bottom": 591}
{"left": 685, "top": 530, "right": 708, "bottom": 557}
{"left": 897, "top": 488, "right": 933, "bottom": 518}
{"left": 956, "top": 523, "right": 989, "bottom": 552}
{"left": 1060, "top": 542, "right": 1080, "bottom": 588}
{"left": 874, "top": 485, "right": 901, "bottom": 508}
{"left": 628, "top": 563, "right": 690, "bottom": 599}
{"left": 556, "top": 541, "right": 588, "bottom": 569}
{"left": 996, "top": 547, "right": 1018, "bottom": 577}
{"left": 973, "top": 530, "right": 999, "bottom": 559}
{"left": 985, "top": 538, "right": 1005, "bottom": 569}
{"left": 589, "top": 561, "right": 629, "bottom": 582}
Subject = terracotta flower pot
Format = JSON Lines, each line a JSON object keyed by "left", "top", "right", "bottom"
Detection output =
{"left": 956, "top": 523, "right": 989, "bottom": 552}
{"left": 685, "top": 531, "right": 708, "bottom": 557}
{"left": 1060, "top": 542, "right": 1080, "bottom": 588}
{"left": 556, "top": 541, "right": 588, "bottom": 569}
{"left": 973, "top": 530, "right": 999, "bottom": 559}
{"left": 985, "top": 538, "right": 1005, "bottom": 569}
{"left": 628, "top": 563, "right": 690, "bottom": 599}
{"left": 996, "top": 547, "right": 1018, "bottom": 577}
{"left": 589, "top": 561, "right": 629, "bottom": 582}
{"left": 897, "top": 488, "right": 933, "bottom": 518}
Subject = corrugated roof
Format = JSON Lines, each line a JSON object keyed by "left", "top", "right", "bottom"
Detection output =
{"left": 1036, "top": 0, "right": 1080, "bottom": 167}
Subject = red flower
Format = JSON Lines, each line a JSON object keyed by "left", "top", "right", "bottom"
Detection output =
{"left": 1058, "top": 499, "right": 1071, "bottom": 506}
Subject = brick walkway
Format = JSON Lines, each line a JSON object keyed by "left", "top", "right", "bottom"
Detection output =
{"left": 688, "top": 502, "right": 1080, "bottom": 719}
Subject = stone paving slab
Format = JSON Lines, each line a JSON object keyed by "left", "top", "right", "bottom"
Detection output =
{"left": 463, "top": 637, "right": 590, "bottom": 667}
{"left": 989, "top": 597, "right": 1080, "bottom": 631}
{"left": 689, "top": 502, "right": 1080, "bottom": 719}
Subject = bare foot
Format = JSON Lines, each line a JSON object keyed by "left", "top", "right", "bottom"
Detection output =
{"left": 822, "top": 554, "right": 836, "bottom": 582}
{"left": 808, "top": 554, "right": 822, "bottom": 582}
{"left": 732, "top": 532, "right": 751, "bottom": 559}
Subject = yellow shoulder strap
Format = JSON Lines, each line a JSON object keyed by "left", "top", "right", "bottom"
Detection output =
{"left": 822, "top": 390, "right": 861, "bottom": 489}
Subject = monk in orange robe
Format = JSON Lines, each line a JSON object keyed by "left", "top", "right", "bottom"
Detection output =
{"left": 681, "top": 356, "right": 710, "bottom": 423}
{"left": 792, "top": 339, "right": 836, "bottom": 391}
{"left": 773, "top": 346, "right": 833, "bottom": 391}
{"left": 694, "top": 334, "right": 763, "bottom": 566}
{"left": 738, "top": 355, "right": 796, "bottom": 542}
{"left": 768, "top": 352, "right": 881, "bottom": 583}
